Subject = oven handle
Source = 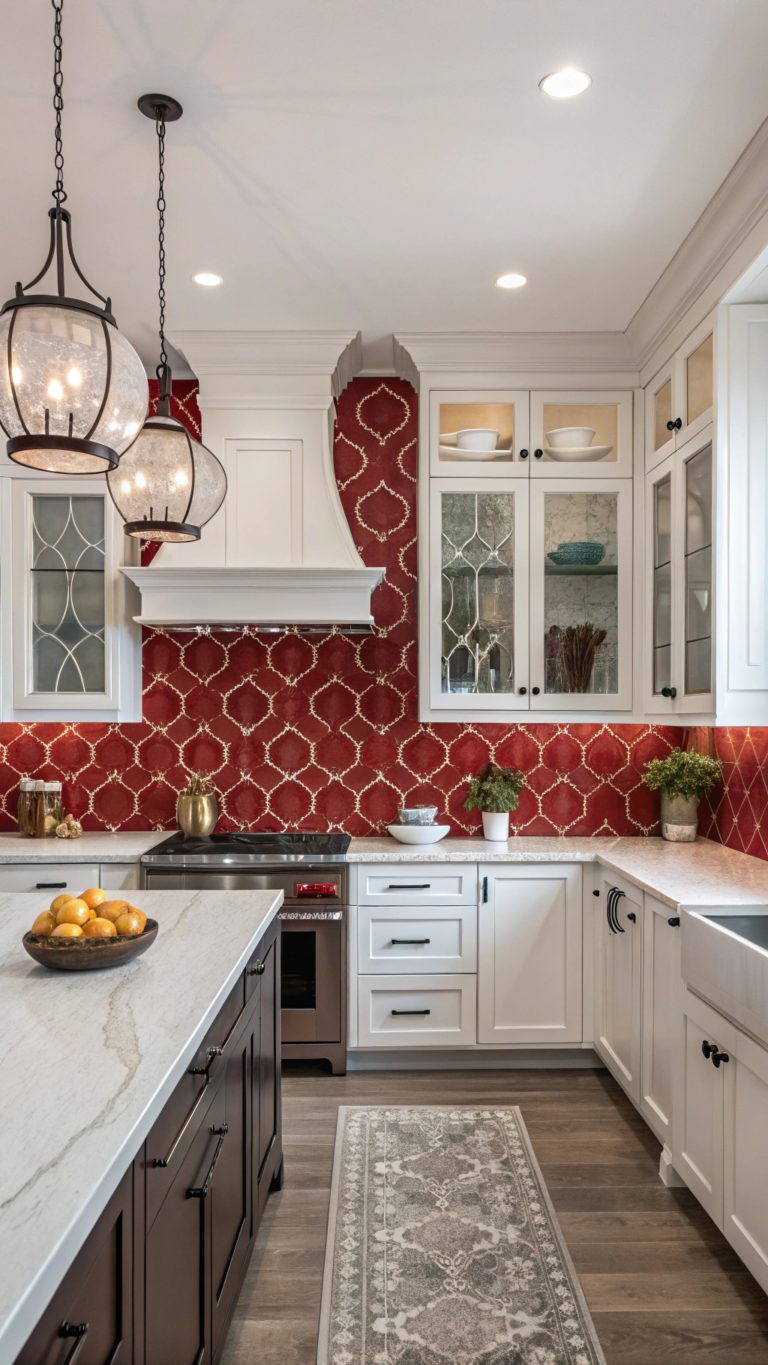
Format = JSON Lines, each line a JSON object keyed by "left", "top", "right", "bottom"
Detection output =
{"left": 280, "top": 910, "right": 344, "bottom": 921}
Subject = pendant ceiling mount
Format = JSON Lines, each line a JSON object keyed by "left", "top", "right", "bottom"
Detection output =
{"left": 0, "top": 0, "right": 148, "bottom": 475}
{"left": 107, "top": 93, "right": 226, "bottom": 543}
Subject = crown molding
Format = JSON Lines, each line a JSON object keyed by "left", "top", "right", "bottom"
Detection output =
{"left": 170, "top": 330, "right": 363, "bottom": 401}
{"left": 393, "top": 330, "right": 637, "bottom": 384}
{"left": 627, "top": 117, "right": 768, "bottom": 378}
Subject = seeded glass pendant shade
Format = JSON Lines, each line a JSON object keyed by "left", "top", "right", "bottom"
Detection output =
{"left": 107, "top": 93, "right": 226, "bottom": 541}
{"left": 0, "top": 1, "right": 147, "bottom": 474}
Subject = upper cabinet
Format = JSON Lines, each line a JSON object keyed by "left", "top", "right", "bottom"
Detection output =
{"left": 645, "top": 317, "right": 714, "bottom": 471}
{"left": 0, "top": 477, "right": 141, "bottom": 721}
{"left": 430, "top": 389, "right": 633, "bottom": 479}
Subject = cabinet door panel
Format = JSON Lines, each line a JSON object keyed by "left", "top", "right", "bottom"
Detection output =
{"left": 645, "top": 362, "right": 677, "bottom": 471}
{"left": 429, "top": 390, "right": 530, "bottom": 477}
{"left": 640, "top": 897, "right": 682, "bottom": 1144}
{"left": 674, "top": 991, "right": 726, "bottom": 1227}
{"left": 530, "top": 390, "right": 633, "bottom": 478}
{"left": 726, "top": 305, "right": 768, "bottom": 695}
{"left": 595, "top": 879, "right": 642, "bottom": 1099}
{"left": 478, "top": 864, "right": 582, "bottom": 1044}
{"left": 258, "top": 938, "right": 279, "bottom": 1178}
{"left": 723, "top": 1026, "right": 768, "bottom": 1294}
{"left": 211, "top": 1018, "right": 252, "bottom": 1358}
{"left": 679, "top": 321, "right": 714, "bottom": 445}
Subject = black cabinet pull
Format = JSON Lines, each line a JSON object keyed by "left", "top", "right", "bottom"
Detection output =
{"left": 151, "top": 1077, "right": 211, "bottom": 1168}
{"left": 58, "top": 1322, "right": 89, "bottom": 1364}
{"left": 712, "top": 1050, "right": 730, "bottom": 1068}
{"left": 702, "top": 1040, "right": 716, "bottom": 1060}
{"left": 667, "top": 916, "right": 680, "bottom": 927}
{"left": 660, "top": 685, "right": 677, "bottom": 699}
{"left": 626, "top": 911, "right": 637, "bottom": 922}
{"left": 519, "top": 448, "right": 530, "bottom": 460}
{"left": 187, "top": 1124, "right": 229, "bottom": 1199}
{"left": 187, "top": 1044, "right": 223, "bottom": 1077}
{"left": 387, "top": 883, "right": 431, "bottom": 891}
{"left": 36, "top": 881, "right": 67, "bottom": 889}
{"left": 531, "top": 686, "right": 541, "bottom": 695}
{"left": 606, "top": 886, "right": 625, "bottom": 933}
{"left": 391, "top": 938, "right": 431, "bottom": 945}
{"left": 482, "top": 876, "right": 489, "bottom": 903}
{"left": 666, "top": 417, "right": 683, "bottom": 432}
{"left": 533, "top": 448, "right": 543, "bottom": 458}
{"left": 518, "top": 685, "right": 527, "bottom": 695}
{"left": 247, "top": 959, "right": 266, "bottom": 975}
{"left": 391, "top": 1008, "right": 431, "bottom": 1016}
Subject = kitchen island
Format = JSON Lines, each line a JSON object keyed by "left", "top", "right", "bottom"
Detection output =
{"left": 0, "top": 887, "right": 283, "bottom": 1363}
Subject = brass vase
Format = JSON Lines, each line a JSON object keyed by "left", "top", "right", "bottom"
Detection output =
{"left": 177, "top": 791, "right": 218, "bottom": 838}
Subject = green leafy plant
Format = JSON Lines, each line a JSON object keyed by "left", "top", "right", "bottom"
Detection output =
{"left": 643, "top": 748, "right": 723, "bottom": 800}
{"left": 464, "top": 763, "right": 525, "bottom": 814}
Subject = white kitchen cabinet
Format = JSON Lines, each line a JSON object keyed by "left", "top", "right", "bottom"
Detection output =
{"left": 723, "top": 1023, "right": 768, "bottom": 1294}
{"left": 593, "top": 873, "right": 642, "bottom": 1101}
{"left": 645, "top": 316, "right": 714, "bottom": 472}
{"left": 529, "top": 390, "right": 633, "bottom": 478}
{"left": 357, "top": 974, "right": 477, "bottom": 1047}
{"left": 99, "top": 863, "right": 142, "bottom": 892}
{"left": 674, "top": 988, "right": 728, "bottom": 1226}
{"left": 0, "top": 477, "right": 141, "bottom": 721}
{"left": 357, "top": 903, "right": 477, "bottom": 975}
{"left": 640, "top": 894, "right": 682, "bottom": 1146}
{"left": 429, "top": 389, "right": 530, "bottom": 477}
{"left": 477, "top": 864, "right": 582, "bottom": 1045}
{"left": 0, "top": 862, "right": 101, "bottom": 895}
{"left": 356, "top": 863, "right": 477, "bottom": 907}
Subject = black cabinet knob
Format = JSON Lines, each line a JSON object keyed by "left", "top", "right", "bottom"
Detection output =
{"left": 660, "top": 686, "right": 677, "bottom": 699}
{"left": 519, "top": 448, "right": 529, "bottom": 460}
{"left": 702, "top": 1040, "right": 716, "bottom": 1060}
{"left": 593, "top": 889, "right": 600, "bottom": 897}
{"left": 533, "top": 448, "right": 543, "bottom": 459}
{"left": 531, "top": 685, "right": 540, "bottom": 695}
{"left": 712, "top": 1049, "right": 730, "bottom": 1068}
{"left": 626, "top": 911, "right": 637, "bottom": 922}
{"left": 665, "top": 417, "right": 683, "bottom": 432}
{"left": 518, "top": 686, "right": 527, "bottom": 695}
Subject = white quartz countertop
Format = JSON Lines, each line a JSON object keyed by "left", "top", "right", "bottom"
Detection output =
{"left": 347, "top": 836, "right": 768, "bottom": 909}
{"left": 0, "top": 830, "right": 167, "bottom": 862}
{"left": 0, "top": 887, "right": 282, "bottom": 1361}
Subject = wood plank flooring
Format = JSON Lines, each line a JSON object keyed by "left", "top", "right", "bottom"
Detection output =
{"left": 221, "top": 1066, "right": 768, "bottom": 1365}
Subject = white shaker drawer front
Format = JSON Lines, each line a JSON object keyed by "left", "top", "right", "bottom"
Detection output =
{"left": 357, "top": 905, "right": 477, "bottom": 974}
{"left": 357, "top": 863, "right": 476, "bottom": 907}
{"left": 358, "top": 975, "right": 477, "bottom": 1047}
{"left": 0, "top": 863, "right": 100, "bottom": 895}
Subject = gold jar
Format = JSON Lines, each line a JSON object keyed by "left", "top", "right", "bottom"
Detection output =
{"left": 177, "top": 791, "right": 218, "bottom": 838}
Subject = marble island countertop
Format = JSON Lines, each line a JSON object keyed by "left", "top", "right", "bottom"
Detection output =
{"left": 0, "top": 887, "right": 282, "bottom": 1361}
{"left": 0, "top": 830, "right": 168, "bottom": 862}
{"left": 346, "top": 836, "right": 768, "bottom": 909}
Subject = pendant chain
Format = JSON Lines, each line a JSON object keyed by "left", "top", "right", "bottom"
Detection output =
{"left": 51, "top": 0, "right": 66, "bottom": 206}
{"left": 156, "top": 111, "right": 168, "bottom": 373}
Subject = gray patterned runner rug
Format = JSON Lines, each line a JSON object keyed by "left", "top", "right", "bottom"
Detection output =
{"left": 317, "top": 1106, "right": 605, "bottom": 1365}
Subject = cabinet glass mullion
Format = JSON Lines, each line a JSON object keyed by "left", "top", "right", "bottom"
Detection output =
{"left": 652, "top": 473, "right": 672, "bottom": 693}
{"left": 440, "top": 489, "right": 517, "bottom": 694}
{"left": 30, "top": 494, "right": 106, "bottom": 694}
{"left": 683, "top": 442, "right": 713, "bottom": 696}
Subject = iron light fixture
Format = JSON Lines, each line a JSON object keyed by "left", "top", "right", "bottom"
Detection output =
{"left": 108, "top": 94, "right": 226, "bottom": 543}
{"left": 0, "top": 0, "right": 148, "bottom": 474}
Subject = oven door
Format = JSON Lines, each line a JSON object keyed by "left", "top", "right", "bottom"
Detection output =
{"left": 279, "top": 911, "right": 343, "bottom": 1044}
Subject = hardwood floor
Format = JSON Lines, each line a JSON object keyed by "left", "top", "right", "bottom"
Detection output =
{"left": 221, "top": 1065, "right": 768, "bottom": 1365}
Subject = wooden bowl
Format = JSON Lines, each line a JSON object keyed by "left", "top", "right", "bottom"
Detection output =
{"left": 22, "top": 919, "right": 158, "bottom": 972}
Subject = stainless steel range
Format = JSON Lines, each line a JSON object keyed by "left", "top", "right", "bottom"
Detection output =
{"left": 141, "top": 832, "right": 350, "bottom": 1074}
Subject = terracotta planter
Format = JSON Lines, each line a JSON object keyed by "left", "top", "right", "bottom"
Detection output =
{"left": 660, "top": 792, "right": 699, "bottom": 843}
{"left": 177, "top": 791, "right": 218, "bottom": 839}
{"left": 482, "top": 811, "right": 510, "bottom": 841}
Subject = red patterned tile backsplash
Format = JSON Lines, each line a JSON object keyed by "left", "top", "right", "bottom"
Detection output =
{"left": 0, "top": 377, "right": 685, "bottom": 836}
{"left": 698, "top": 728, "right": 768, "bottom": 861}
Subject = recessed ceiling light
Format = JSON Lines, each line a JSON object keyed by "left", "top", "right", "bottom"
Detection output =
{"left": 496, "top": 272, "right": 527, "bottom": 290}
{"left": 539, "top": 68, "right": 591, "bottom": 99}
{"left": 193, "top": 272, "right": 223, "bottom": 287}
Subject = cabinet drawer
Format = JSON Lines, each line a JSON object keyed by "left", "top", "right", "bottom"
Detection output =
{"left": 357, "top": 863, "right": 476, "bottom": 907}
{"left": 0, "top": 862, "right": 100, "bottom": 895}
{"left": 357, "top": 904, "right": 477, "bottom": 974}
{"left": 144, "top": 978, "right": 245, "bottom": 1229}
{"left": 358, "top": 974, "right": 477, "bottom": 1047}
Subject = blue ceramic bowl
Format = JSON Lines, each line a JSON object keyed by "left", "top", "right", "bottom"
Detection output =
{"left": 549, "top": 541, "right": 606, "bottom": 566}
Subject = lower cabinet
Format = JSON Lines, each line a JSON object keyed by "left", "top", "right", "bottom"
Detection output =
{"left": 16, "top": 1167, "right": 134, "bottom": 1365}
{"left": 477, "top": 864, "right": 582, "bottom": 1045}
{"left": 358, "top": 974, "right": 477, "bottom": 1046}
{"left": 594, "top": 872, "right": 643, "bottom": 1100}
{"left": 16, "top": 918, "right": 282, "bottom": 1365}
{"left": 674, "top": 989, "right": 725, "bottom": 1224}
{"left": 639, "top": 893, "right": 682, "bottom": 1145}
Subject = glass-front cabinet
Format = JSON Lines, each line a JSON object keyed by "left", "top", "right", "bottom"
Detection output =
{"left": 0, "top": 478, "right": 141, "bottom": 721}
{"left": 645, "top": 433, "right": 714, "bottom": 714}
{"left": 428, "top": 476, "right": 632, "bottom": 715}
{"left": 430, "top": 389, "right": 633, "bottom": 478}
{"left": 646, "top": 316, "right": 714, "bottom": 471}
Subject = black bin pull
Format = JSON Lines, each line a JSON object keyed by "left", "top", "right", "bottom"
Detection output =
{"left": 36, "top": 881, "right": 67, "bottom": 889}
{"left": 391, "top": 1008, "right": 431, "bottom": 1016}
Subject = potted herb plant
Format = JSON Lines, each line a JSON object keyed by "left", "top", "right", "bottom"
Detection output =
{"left": 464, "top": 763, "right": 525, "bottom": 841}
{"left": 643, "top": 748, "right": 723, "bottom": 843}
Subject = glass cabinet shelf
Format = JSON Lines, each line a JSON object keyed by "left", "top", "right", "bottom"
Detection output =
{"left": 544, "top": 563, "right": 617, "bottom": 577}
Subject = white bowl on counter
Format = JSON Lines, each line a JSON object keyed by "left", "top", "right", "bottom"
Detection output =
{"left": 546, "top": 426, "right": 596, "bottom": 449}
{"left": 387, "top": 824, "right": 451, "bottom": 845}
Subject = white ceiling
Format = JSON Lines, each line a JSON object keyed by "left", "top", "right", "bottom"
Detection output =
{"left": 2, "top": 0, "right": 768, "bottom": 369}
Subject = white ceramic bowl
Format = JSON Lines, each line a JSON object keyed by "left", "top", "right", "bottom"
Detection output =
{"left": 387, "top": 824, "right": 450, "bottom": 845}
{"left": 456, "top": 428, "right": 499, "bottom": 452}
{"left": 546, "top": 426, "right": 596, "bottom": 450}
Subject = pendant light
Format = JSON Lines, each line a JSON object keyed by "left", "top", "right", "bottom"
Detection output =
{"left": 0, "top": 0, "right": 148, "bottom": 474}
{"left": 107, "top": 96, "right": 226, "bottom": 543}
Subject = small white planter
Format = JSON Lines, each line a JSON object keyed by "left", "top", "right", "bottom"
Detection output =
{"left": 482, "top": 811, "right": 510, "bottom": 841}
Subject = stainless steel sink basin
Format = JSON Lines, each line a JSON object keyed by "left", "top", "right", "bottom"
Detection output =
{"left": 682, "top": 907, "right": 768, "bottom": 1047}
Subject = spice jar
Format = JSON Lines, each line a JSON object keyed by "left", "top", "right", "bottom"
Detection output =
{"left": 16, "top": 778, "right": 36, "bottom": 836}
{"left": 40, "top": 781, "right": 63, "bottom": 837}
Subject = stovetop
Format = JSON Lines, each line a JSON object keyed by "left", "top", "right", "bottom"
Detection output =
{"left": 141, "top": 830, "right": 351, "bottom": 867}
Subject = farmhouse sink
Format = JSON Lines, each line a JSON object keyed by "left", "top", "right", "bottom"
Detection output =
{"left": 682, "top": 907, "right": 768, "bottom": 1048}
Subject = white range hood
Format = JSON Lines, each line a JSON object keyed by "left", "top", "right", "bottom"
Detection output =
{"left": 122, "top": 331, "right": 384, "bottom": 630}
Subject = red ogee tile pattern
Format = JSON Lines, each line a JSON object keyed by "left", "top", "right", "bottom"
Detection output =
{"left": 0, "top": 378, "right": 682, "bottom": 835}
{"left": 698, "top": 727, "right": 768, "bottom": 861}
